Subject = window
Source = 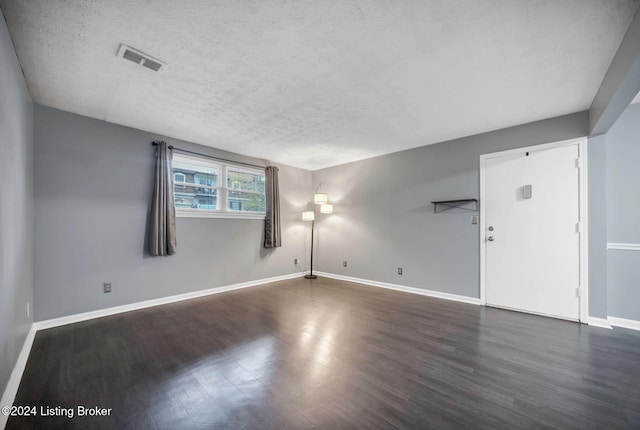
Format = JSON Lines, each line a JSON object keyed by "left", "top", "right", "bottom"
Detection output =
{"left": 172, "top": 153, "right": 265, "bottom": 219}
{"left": 173, "top": 172, "right": 186, "bottom": 188}
{"left": 227, "top": 168, "right": 266, "bottom": 213}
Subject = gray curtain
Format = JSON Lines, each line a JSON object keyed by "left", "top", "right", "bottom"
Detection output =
{"left": 149, "top": 141, "right": 177, "bottom": 256}
{"left": 264, "top": 166, "right": 281, "bottom": 248}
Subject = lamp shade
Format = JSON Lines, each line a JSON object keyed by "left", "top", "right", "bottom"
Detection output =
{"left": 320, "top": 204, "right": 333, "bottom": 214}
{"left": 314, "top": 193, "right": 328, "bottom": 204}
{"left": 302, "top": 211, "right": 315, "bottom": 221}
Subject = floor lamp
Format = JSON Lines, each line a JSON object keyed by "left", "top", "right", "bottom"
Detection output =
{"left": 302, "top": 191, "right": 333, "bottom": 279}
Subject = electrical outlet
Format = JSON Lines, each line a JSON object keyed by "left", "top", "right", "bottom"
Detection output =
{"left": 294, "top": 258, "right": 300, "bottom": 265}
{"left": 343, "top": 260, "right": 348, "bottom": 267}
{"left": 397, "top": 268, "right": 403, "bottom": 275}
{"left": 104, "top": 282, "right": 112, "bottom": 293}
{"left": 26, "top": 302, "right": 30, "bottom": 319}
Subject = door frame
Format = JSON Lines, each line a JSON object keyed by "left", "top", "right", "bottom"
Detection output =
{"left": 479, "top": 137, "right": 589, "bottom": 323}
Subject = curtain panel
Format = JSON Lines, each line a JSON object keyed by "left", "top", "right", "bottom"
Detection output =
{"left": 149, "top": 141, "right": 177, "bottom": 256}
{"left": 264, "top": 166, "right": 281, "bottom": 248}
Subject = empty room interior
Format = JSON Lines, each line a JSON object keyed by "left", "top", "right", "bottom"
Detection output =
{"left": 2, "top": 1, "right": 640, "bottom": 429}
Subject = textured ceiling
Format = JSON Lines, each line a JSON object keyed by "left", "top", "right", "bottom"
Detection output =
{"left": 2, "top": 1, "right": 638, "bottom": 170}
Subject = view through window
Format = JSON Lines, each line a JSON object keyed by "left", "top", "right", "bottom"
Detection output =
{"left": 172, "top": 153, "right": 266, "bottom": 218}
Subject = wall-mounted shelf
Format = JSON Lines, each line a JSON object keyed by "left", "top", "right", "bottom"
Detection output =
{"left": 431, "top": 199, "right": 478, "bottom": 213}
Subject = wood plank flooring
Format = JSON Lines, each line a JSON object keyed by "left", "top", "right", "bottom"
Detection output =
{"left": 7, "top": 277, "right": 640, "bottom": 429}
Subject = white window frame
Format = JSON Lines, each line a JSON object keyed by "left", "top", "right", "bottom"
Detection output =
{"left": 172, "top": 153, "right": 266, "bottom": 219}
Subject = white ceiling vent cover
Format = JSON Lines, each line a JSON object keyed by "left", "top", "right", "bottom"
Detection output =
{"left": 117, "top": 44, "right": 167, "bottom": 73}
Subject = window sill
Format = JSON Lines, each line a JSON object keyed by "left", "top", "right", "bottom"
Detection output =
{"left": 176, "top": 209, "right": 266, "bottom": 220}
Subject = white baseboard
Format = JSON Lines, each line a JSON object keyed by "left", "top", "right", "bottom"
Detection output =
{"left": 587, "top": 317, "right": 613, "bottom": 329}
{"left": 315, "top": 271, "right": 482, "bottom": 305}
{"left": 34, "top": 273, "right": 300, "bottom": 331}
{"left": 609, "top": 316, "right": 640, "bottom": 331}
{"left": 0, "top": 324, "right": 37, "bottom": 429}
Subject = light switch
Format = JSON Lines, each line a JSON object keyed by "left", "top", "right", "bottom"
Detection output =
{"left": 523, "top": 185, "right": 533, "bottom": 199}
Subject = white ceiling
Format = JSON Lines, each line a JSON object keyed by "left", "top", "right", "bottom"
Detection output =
{"left": 2, "top": 1, "right": 638, "bottom": 170}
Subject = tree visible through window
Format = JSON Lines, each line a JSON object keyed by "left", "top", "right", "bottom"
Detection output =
{"left": 227, "top": 169, "right": 266, "bottom": 212}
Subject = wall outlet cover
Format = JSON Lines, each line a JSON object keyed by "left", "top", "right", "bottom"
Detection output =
{"left": 104, "top": 283, "right": 112, "bottom": 293}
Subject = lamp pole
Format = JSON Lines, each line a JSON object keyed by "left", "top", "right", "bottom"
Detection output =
{"left": 304, "top": 220, "right": 317, "bottom": 279}
{"left": 302, "top": 188, "right": 332, "bottom": 279}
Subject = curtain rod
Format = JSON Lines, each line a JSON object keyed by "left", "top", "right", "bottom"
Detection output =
{"left": 151, "top": 142, "right": 266, "bottom": 170}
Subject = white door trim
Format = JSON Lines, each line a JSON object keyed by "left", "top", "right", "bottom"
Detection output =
{"left": 479, "top": 137, "right": 589, "bottom": 323}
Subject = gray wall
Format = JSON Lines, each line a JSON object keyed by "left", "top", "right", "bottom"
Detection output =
{"left": 606, "top": 102, "right": 640, "bottom": 320}
{"left": 312, "top": 112, "right": 595, "bottom": 303}
{"left": 587, "top": 134, "right": 608, "bottom": 319}
{"left": 34, "top": 106, "right": 311, "bottom": 321}
{"left": 0, "top": 10, "right": 33, "bottom": 400}
{"left": 29, "top": 103, "right": 628, "bottom": 323}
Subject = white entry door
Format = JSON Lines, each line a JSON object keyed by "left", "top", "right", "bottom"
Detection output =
{"left": 482, "top": 142, "right": 583, "bottom": 321}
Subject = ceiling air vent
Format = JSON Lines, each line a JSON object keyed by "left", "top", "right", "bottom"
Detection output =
{"left": 117, "top": 44, "right": 167, "bottom": 73}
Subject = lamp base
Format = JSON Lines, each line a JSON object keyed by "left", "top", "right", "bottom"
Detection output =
{"left": 304, "top": 274, "right": 318, "bottom": 279}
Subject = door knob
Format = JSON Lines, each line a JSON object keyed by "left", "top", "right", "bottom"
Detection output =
{"left": 488, "top": 226, "right": 494, "bottom": 231}
{"left": 487, "top": 236, "right": 494, "bottom": 242}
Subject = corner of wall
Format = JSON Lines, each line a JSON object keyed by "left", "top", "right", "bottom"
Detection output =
{"left": 0, "top": 5, "right": 35, "bottom": 411}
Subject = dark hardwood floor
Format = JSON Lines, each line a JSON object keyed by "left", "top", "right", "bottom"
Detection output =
{"left": 7, "top": 277, "right": 640, "bottom": 429}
